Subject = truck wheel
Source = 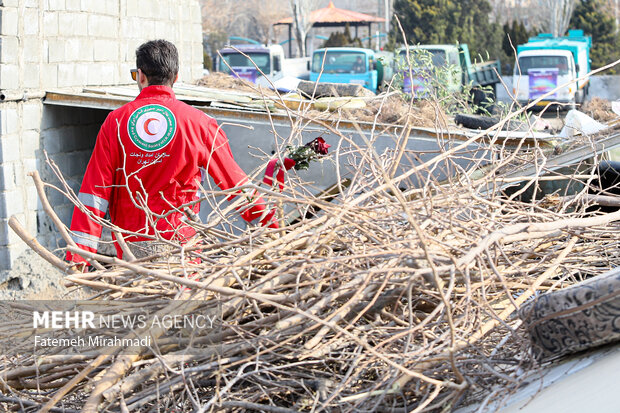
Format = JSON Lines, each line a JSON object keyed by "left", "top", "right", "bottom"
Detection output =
{"left": 580, "top": 87, "right": 587, "bottom": 104}
{"left": 472, "top": 86, "right": 496, "bottom": 113}
{"left": 575, "top": 90, "right": 585, "bottom": 105}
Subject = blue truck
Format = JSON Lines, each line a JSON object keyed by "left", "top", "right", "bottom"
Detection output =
{"left": 309, "top": 47, "right": 392, "bottom": 93}
{"left": 513, "top": 30, "right": 591, "bottom": 109}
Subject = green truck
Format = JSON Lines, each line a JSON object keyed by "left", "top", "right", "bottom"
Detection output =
{"left": 395, "top": 44, "right": 501, "bottom": 104}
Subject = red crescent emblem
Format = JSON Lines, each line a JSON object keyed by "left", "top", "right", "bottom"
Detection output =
{"left": 143, "top": 118, "right": 159, "bottom": 136}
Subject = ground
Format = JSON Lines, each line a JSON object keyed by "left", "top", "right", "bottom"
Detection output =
{"left": 0, "top": 250, "right": 88, "bottom": 300}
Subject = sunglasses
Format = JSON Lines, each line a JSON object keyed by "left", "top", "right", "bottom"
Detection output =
{"left": 130, "top": 69, "right": 150, "bottom": 81}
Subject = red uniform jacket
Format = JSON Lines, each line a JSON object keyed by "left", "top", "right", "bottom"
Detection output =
{"left": 67, "top": 85, "right": 274, "bottom": 264}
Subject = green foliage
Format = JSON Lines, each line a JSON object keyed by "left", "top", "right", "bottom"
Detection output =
{"left": 392, "top": 48, "right": 484, "bottom": 115}
{"left": 498, "top": 20, "right": 534, "bottom": 74}
{"left": 570, "top": 0, "right": 620, "bottom": 74}
{"left": 322, "top": 24, "right": 362, "bottom": 48}
{"left": 203, "top": 52, "right": 213, "bottom": 71}
{"left": 391, "top": 0, "right": 503, "bottom": 63}
{"left": 502, "top": 20, "right": 530, "bottom": 57}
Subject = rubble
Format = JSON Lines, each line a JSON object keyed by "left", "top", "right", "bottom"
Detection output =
{"left": 195, "top": 72, "right": 262, "bottom": 95}
{"left": 582, "top": 96, "right": 617, "bottom": 122}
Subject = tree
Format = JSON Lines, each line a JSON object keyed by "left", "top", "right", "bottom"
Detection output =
{"left": 200, "top": 0, "right": 289, "bottom": 64}
{"left": 249, "top": 1, "right": 290, "bottom": 45}
{"left": 289, "top": 0, "right": 322, "bottom": 57}
{"left": 322, "top": 24, "right": 363, "bottom": 48}
{"left": 570, "top": 0, "right": 620, "bottom": 73}
{"left": 391, "top": 0, "right": 503, "bottom": 62}
{"left": 200, "top": 0, "right": 288, "bottom": 46}
{"left": 499, "top": 20, "right": 533, "bottom": 72}
{"left": 502, "top": 20, "right": 530, "bottom": 58}
{"left": 535, "top": 0, "right": 577, "bottom": 36}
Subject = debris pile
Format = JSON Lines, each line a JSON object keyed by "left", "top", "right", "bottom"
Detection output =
{"left": 3, "top": 106, "right": 620, "bottom": 412}
{"left": 582, "top": 96, "right": 617, "bottom": 122}
{"left": 195, "top": 72, "right": 262, "bottom": 95}
{"left": 194, "top": 73, "right": 446, "bottom": 128}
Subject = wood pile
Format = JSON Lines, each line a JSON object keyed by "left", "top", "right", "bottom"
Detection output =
{"left": 2, "top": 103, "right": 620, "bottom": 413}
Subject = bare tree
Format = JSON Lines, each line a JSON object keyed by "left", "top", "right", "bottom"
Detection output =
{"left": 536, "top": 0, "right": 577, "bottom": 36}
{"left": 290, "top": 0, "right": 322, "bottom": 57}
{"left": 383, "top": 0, "right": 392, "bottom": 35}
{"left": 250, "top": 0, "right": 290, "bottom": 44}
{"left": 201, "top": 0, "right": 289, "bottom": 60}
{"left": 201, "top": 0, "right": 238, "bottom": 36}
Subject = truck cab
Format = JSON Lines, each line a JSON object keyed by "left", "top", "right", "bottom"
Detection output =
{"left": 395, "top": 44, "right": 500, "bottom": 103}
{"left": 395, "top": 45, "right": 463, "bottom": 96}
{"left": 217, "top": 44, "right": 285, "bottom": 85}
{"left": 513, "top": 30, "right": 591, "bottom": 109}
{"left": 514, "top": 49, "right": 578, "bottom": 107}
{"left": 310, "top": 47, "right": 380, "bottom": 92}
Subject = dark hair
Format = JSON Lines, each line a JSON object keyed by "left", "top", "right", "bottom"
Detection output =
{"left": 135, "top": 40, "right": 179, "bottom": 86}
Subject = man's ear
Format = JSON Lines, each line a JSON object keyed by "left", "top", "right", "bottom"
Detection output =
{"left": 138, "top": 69, "right": 149, "bottom": 87}
{"left": 173, "top": 73, "right": 179, "bottom": 84}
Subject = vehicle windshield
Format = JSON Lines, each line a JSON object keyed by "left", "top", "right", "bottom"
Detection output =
{"left": 312, "top": 51, "right": 366, "bottom": 73}
{"left": 517, "top": 55, "right": 570, "bottom": 75}
{"left": 219, "top": 52, "right": 270, "bottom": 73}
{"left": 397, "top": 48, "right": 447, "bottom": 68}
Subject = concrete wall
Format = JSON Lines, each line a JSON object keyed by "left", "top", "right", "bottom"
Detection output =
{"left": 0, "top": 0, "right": 203, "bottom": 272}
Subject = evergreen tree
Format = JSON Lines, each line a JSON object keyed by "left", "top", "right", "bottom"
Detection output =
{"left": 570, "top": 0, "right": 620, "bottom": 73}
{"left": 322, "top": 24, "right": 362, "bottom": 48}
{"left": 499, "top": 20, "right": 533, "bottom": 73}
{"left": 502, "top": 21, "right": 530, "bottom": 58}
{"left": 391, "top": 0, "right": 503, "bottom": 62}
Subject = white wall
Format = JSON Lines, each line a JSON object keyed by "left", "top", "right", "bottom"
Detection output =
{"left": 0, "top": 0, "right": 203, "bottom": 272}
{"left": 0, "top": 0, "right": 203, "bottom": 91}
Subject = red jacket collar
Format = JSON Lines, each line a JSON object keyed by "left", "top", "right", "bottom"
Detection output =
{"left": 136, "top": 85, "right": 176, "bottom": 100}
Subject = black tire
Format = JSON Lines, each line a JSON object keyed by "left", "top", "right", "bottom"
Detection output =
{"left": 576, "top": 89, "right": 586, "bottom": 105}
{"left": 586, "top": 160, "right": 620, "bottom": 213}
{"left": 455, "top": 113, "right": 528, "bottom": 132}
{"left": 455, "top": 113, "right": 498, "bottom": 130}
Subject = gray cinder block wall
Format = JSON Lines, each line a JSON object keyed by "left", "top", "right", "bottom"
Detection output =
{"left": 0, "top": 0, "right": 203, "bottom": 271}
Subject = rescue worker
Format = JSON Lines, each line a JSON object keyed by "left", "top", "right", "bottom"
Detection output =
{"left": 67, "top": 39, "right": 275, "bottom": 267}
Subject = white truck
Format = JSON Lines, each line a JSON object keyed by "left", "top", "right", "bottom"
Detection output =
{"left": 513, "top": 30, "right": 591, "bottom": 110}
{"left": 216, "top": 44, "right": 309, "bottom": 87}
